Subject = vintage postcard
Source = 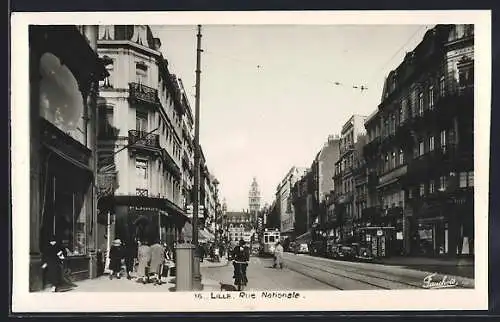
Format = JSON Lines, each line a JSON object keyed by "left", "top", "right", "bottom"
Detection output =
{"left": 11, "top": 10, "right": 490, "bottom": 312}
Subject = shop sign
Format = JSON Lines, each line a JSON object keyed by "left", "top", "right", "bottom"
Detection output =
{"left": 377, "top": 229, "right": 383, "bottom": 236}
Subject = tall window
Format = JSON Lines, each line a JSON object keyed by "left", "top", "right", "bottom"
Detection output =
{"left": 418, "top": 92, "right": 424, "bottom": 115}
{"left": 399, "top": 148, "right": 404, "bottom": 165}
{"left": 440, "top": 76, "right": 446, "bottom": 97}
{"left": 428, "top": 85, "right": 435, "bottom": 109}
{"left": 460, "top": 171, "right": 474, "bottom": 188}
{"left": 419, "top": 141, "right": 425, "bottom": 156}
{"left": 439, "top": 175, "right": 447, "bottom": 191}
{"left": 459, "top": 172, "right": 468, "bottom": 188}
{"left": 420, "top": 183, "right": 426, "bottom": 196}
{"left": 468, "top": 171, "right": 474, "bottom": 186}
{"left": 429, "top": 136, "right": 435, "bottom": 151}
{"left": 399, "top": 100, "right": 405, "bottom": 124}
{"left": 100, "top": 60, "right": 114, "bottom": 88}
{"left": 391, "top": 151, "right": 396, "bottom": 169}
{"left": 135, "top": 159, "right": 149, "bottom": 192}
{"left": 136, "top": 62, "right": 148, "bottom": 84}
{"left": 98, "top": 105, "right": 114, "bottom": 138}
{"left": 385, "top": 154, "right": 389, "bottom": 171}
{"left": 429, "top": 180, "right": 435, "bottom": 194}
{"left": 440, "top": 130, "right": 447, "bottom": 148}
{"left": 136, "top": 110, "right": 148, "bottom": 133}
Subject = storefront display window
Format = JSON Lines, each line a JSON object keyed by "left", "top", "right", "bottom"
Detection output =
{"left": 42, "top": 163, "right": 88, "bottom": 257}
{"left": 39, "top": 53, "right": 85, "bottom": 145}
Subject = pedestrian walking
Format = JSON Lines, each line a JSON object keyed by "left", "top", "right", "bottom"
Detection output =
{"left": 273, "top": 241, "right": 284, "bottom": 269}
{"left": 109, "top": 239, "right": 123, "bottom": 279}
{"left": 149, "top": 240, "right": 165, "bottom": 285}
{"left": 198, "top": 244, "right": 206, "bottom": 262}
{"left": 122, "top": 240, "right": 136, "bottom": 280}
{"left": 41, "top": 236, "right": 73, "bottom": 292}
{"left": 137, "top": 240, "right": 152, "bottom": 284}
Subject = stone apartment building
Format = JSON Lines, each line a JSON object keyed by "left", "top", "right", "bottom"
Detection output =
{"left": 363, "top": 24, "right": 474, "bottom": 258}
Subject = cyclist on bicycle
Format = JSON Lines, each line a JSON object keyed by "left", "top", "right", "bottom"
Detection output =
{"left": 232, "top": 239, "right": 250, "bottom": 286}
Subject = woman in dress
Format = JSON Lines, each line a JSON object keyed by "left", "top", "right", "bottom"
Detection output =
{"left": 137, "top": 240, "right": 152, "bottom": 284}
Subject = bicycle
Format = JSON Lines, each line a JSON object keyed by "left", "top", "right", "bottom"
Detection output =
{"left": 233, "top": 260, "right": 248, "bottom": 291}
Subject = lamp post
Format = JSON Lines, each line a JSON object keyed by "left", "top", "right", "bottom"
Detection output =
{"left": 213, "top": 179, "right": 219, "bottom": 245}
{"left": 191, "top": 25, "right": 203, "bottom": 290}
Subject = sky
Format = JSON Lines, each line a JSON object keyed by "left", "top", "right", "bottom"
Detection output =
{"left": 152, "top": 24, "right": 433, "bottom": 211}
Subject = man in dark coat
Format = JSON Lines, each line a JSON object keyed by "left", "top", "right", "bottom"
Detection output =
{"left": 41, "top": 236, "right": 73, "bottom": 292}
{"left": 231, "top": 239, "right": 250, "bottom": 286}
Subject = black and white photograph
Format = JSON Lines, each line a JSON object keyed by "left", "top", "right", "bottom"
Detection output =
{"left": 11, "top": 11, "right": 490, "bottom": 312}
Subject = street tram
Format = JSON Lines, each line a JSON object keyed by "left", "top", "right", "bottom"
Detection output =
{"left": 261, "top": 228, "right": 280, "bottom": 256}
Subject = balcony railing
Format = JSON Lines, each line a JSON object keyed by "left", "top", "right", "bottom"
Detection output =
{"left": 128, "top": 130, "right": 160, "bottom": 150}
{"left": 129, "top": 82, "right": 159, "bottom": 106}
{"left": 136, "top": 189, "right": 148, "bottom": 197}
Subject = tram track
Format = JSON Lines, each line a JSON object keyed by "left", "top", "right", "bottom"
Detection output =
{"left": 284, "top": 255, "right": 430, "bottom": 290}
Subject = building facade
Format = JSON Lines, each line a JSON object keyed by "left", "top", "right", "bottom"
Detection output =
{"left": 276, "top": 166, "right": 307, "bottom": 238}
{"left": 333, "top": 115, "right": 367, "bottom": 240}
{"left": 30, "top": 25, "right": 108, "bottom": 290}
{"left": 363, "top": 24, "right": 474, "bottom": 257}
{"left": 317, "top": 135, "right": 341, "bottom": 228}
{"left": 225, "top": 211, "right": 256, "bottom": 243}
{"left": 95, "top": 25, "right": 189, "bottom": 253}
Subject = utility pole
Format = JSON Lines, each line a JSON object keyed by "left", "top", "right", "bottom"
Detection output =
{"left": 192, "top": 25, "right": 203, "bottom": 290}
{"left": 84, "top": 25, "right": 99, "bottom": 279}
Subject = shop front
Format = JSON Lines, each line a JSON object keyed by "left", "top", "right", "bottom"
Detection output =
{"left": 39, "top": 120, "right": 94, "bottom": 282}
{"left": 410, "top": 191, "right": 474, "bottom": 257}
{"left": 97, "top": 195, "right": 189, "bottom": 253}
{"left": 29, "top": 25, "right": 107, "bottom": 291}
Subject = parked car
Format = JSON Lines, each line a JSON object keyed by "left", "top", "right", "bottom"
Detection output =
{"left": 332, "top": 244, "right": 357, "bottom": 260}
{"left": 294, "top": 243, "right": 309, "bottom": 254}
{"left": 326, "top": 240, "right": 340, "bottom": 258}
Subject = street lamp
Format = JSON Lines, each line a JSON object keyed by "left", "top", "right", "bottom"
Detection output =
{"left": 213, "top": 178, "right": 219, "bottom": 245}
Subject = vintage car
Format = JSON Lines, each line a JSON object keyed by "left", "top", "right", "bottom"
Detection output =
{"left": 294, "top": 242, "right": 309, "bottom": 254}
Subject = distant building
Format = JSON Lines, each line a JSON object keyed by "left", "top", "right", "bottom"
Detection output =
{"left": 248, "top": 177, "right": 261, "bottom": 218}
{"left": 332, "top": 115, "right": 367, "bottom": 239}
{"left": 225, "top": 211, "right": 256, "bottom": 243}
{"left": 276, "top": 166, "right": 308, "bottom": 238}
{"left": 318, "top": 135, "right": 341, "bottom": 203}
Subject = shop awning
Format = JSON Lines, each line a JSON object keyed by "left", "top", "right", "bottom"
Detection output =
{"left": 181, "top": 223, "right": 215, "bottom": 243}
{"left": 295, "top": 231, "right": 312, "bottom": 243}
{"left": 97, "top": 195, "right": 188, "bottom": 225}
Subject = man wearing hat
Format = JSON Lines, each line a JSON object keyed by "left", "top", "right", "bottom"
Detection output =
{"left": 109, "top": 239, "right": 123, "bottom": 279}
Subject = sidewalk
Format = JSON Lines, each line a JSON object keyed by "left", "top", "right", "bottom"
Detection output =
{"left": 373, "top": 256, "right": 474, "bottom": 267}
{"left": 373, "top": 256, "right": 474, "bottom": 278}
{"left": 41, "top": 270, "right": 223, "bottom": 292}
